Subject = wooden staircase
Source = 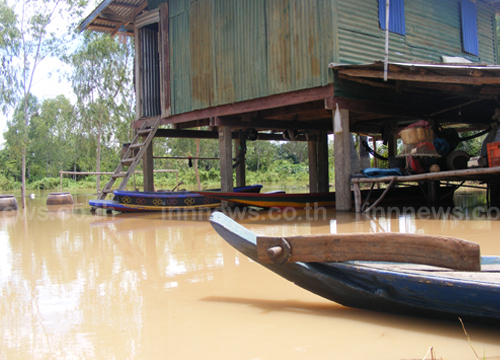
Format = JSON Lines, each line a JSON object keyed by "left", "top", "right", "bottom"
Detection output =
{"left": 92, "top": 118, "right": 161, "bottom": 209}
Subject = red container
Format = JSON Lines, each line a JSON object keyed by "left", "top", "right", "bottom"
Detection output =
{"left": 487, "top": 141, "right": 500, "bottom": 167}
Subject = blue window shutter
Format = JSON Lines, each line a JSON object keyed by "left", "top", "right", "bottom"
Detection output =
{"left": 378, "top": 0, "right": 406, "bottom": 36}
{"left": 461, "top": 0, "right": 479, "bottom": 56}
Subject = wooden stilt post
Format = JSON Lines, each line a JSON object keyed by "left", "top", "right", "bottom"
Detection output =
{"left": 143, "top": 140, "right": 155, "bottom": 191}
{"left": 388, "top": 127, "right": 397, "bottom": 158}
{"left": 308, "top": 139, "right": 318, "bottom": 193}
{"left": 334, "top": 108, "right": 352, "bottom": 211}
{"left": 317, "top": 130, "right": 329, "bottom": 193}
{"left": 234, "top": 133, "right": 246, "bottom": 187}
{"left": 219, "top": 124, "right": 233, "bottom": 207}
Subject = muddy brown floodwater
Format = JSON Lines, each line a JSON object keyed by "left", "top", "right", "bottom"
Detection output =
{"left": 1, "top": 190, "right": 500, "bottom": 360}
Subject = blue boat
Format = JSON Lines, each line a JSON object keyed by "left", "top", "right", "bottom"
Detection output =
{"left": 209, "top": 212, "right": 500, "bottom": 324}
{"left": 90, "top": 184, "right": 262, "bottom": 212}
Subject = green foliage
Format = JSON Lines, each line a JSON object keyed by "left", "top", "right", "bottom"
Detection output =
{"left": 0, "top": 0, "right": 20, "bottom": 112}
{"left": 69, "top": 31, "right": 135, "bottom": 189}
{"left": 0, "top": 173, "right": 19, "bottom": 190}
{"left": 456, "top": 131, "right": 486, "bottom": 157}
{"left": 28, "top": 177, "right": 60, "bottom": 190}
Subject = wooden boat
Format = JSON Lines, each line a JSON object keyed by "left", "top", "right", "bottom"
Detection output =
{"left": 209, "top": 212, "right": 500, "bottom": 324}
{"left": 197, "top": 190, "right": 335, "bottom": 209}
{"left": 197, "top": 185, "right": 457, "bottom": 209}
{"left": 89, "top": 184, "right": 262, "bottom": 212}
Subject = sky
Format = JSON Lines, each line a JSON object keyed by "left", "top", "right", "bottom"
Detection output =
{"left": 0, "top": 0, "right": 100, "bottom": 148}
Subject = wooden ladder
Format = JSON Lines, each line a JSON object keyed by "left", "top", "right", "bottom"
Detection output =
{"left": 94, "top": 118, "right": 161, "bottom": 204}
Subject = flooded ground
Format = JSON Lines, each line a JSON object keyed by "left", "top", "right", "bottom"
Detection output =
{"left": 1, "top": 189, "right": 500, "bottom": 359}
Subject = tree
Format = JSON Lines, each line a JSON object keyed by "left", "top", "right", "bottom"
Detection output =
{"left": 0, "top": 0, "right": 20, "bottom": 112}
{"left": 69, "top": 31, "right": 135, "bottom": 192}
{"left": 29, "top": 95, "right": 76, "bottom": 178}
{"left": 3, "top": 94, "right": 39, "bottom": 180}
{"left": 1, "top": 0, "right": 89, "bottom": 206}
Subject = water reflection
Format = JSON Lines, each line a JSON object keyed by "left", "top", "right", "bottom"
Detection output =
{"left": 0, "top": 190, "right": 499, "bottom": 359}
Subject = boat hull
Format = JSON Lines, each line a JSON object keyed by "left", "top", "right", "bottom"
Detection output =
{"left": 91, "top": 185, "right": 262, "bottom": 212}
{"left": 89, "top": 199, "right": 144, "bottom": 212}
{"left": 197, "top": 191, "right": 335, "bottom": 209}
{"left": 209, "top": 212, "right": 500, "bottom": 324}
{"left": 198, "top": 185, "right": 456, "bottom": 209}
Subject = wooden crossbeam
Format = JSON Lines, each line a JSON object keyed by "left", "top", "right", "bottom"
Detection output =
{"left": 337, "top": 68, "right": 500, "bottom": 86}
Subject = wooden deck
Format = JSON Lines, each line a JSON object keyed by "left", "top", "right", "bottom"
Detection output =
{"left": 351, "top": 166, "right": 500, "bottom": 212}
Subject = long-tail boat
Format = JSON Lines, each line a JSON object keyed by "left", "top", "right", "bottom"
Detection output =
{"left": 89, "top": 184, "right": 262, "bottom": 212}
{"left": 197, "top": 185, "right": 457, "bottom": 209}
{"left": 209, "top": 212, "right": 500, "bottom": 324}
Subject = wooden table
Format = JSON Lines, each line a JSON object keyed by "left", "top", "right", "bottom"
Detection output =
{"left": 351, "top": 166, "right": 500, "bottom": 213}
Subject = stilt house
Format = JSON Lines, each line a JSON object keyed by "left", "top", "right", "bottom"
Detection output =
{"left": 81, "top": 0, "right": 500, "bottom": 211}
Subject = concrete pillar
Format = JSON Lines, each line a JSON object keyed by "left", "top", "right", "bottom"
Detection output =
{"left": 317, "top": 130, "right": 329, "bottom": 193}
{"left": 308, "top": 140, "right": 318, "bottom": 193}
{"left": 334, "top": 108, "right": 352, "bottom": 211}
{"left": 143, "top": 140, "right": 155, "bottom": 191}
{"left": 219, "top": 125, "right": 234, "bottom": 195}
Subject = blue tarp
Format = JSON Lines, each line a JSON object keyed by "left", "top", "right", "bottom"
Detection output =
{"left": 361, "top": 168, "right": 402, "bottom": 177}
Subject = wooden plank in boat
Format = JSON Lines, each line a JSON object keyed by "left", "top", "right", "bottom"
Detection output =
{"left": 256, "top": 232, "right": 481, "bottom": 272}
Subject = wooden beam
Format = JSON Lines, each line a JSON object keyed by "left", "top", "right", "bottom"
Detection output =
{"left": 257, "top": 100, "right": 326, "bottom": 119}
{"left": 158, "top": 85, "right": 334, "bottom": 125}
{"left": 173, "top": 119, "right": 210, "bottom": 130}
{"left": 219, "top": 125, "right": 233, "bottom": 197}
{"left": 317, "top": 130, "right": 329, "bottom": 193}
{"left": 325, "top": 96, "right": 416, "bottom": 119}
{"left": 337, "top": 68, "right": 500, "bottom": 86}
{"left": 154, "top": 128, "right": 315, "bottom": 141}
{"left": 308, "top": 140, "right": 318, "bottom": 193}
{"left": 234, "top": 134, "right": 246, "bottom": 187}
{"left": 143, "top": 140, "right": 154, "bottom": 191}
{"left": 256, "top": 233, "right": 480, "bottom": 271}
{"left": 209, "top": 116, "right": 332, "bottom": 131}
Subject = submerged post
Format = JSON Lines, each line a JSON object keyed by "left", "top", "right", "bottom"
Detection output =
{"left": 234, "top": 133, "right": 246, "bottom": 187}
{"left": 143, "top": 140, "right": 154, "bottom": 191}
{"left": 334, "top": 108, "right": 352, "bottom": 211}
{"left": 219, "top": 124, "right": 233, "bottom": 207}
{"left": 308, "top": 139, "right": 318, "bottom": 193}
{"left": 317, "top": 130, "right": 329, "bottom": 193}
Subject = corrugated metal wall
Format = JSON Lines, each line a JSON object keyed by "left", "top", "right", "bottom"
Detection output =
{"left": 165, "top": 0, "right": 335, "bottom": 115}
{"left": 141, "top": 27, "right": 161, "bottom": 117}
{"left": 477, "top": 1, "right": 498, "bottom": 64}
{"left": 337, "top": 0, "right": 497, "bottom": 64}
{"left": 151, "top": 0, "right": 498, "bottom": 115}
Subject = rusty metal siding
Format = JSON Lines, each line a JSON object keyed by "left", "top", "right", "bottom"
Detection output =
{"left": 169, "top": 0, "right": 191, "bottom": 115}
{"left": 232, "top": 0, "right": 268, "bottom": 102}
{"left": 166, "top": 0, "right": 335, "bottom": 115}
{"left": 189, "top": 0, "right": 215, "bottom": 109}
{"left": 213, "top": 0, "right": 236, "bottom": 105}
